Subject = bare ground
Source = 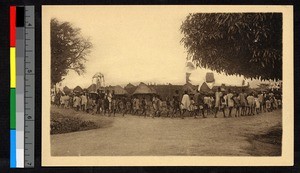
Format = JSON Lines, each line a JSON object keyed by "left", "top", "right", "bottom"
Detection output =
{"left": 50, "top": 107, "right": 282, "bottom": 156}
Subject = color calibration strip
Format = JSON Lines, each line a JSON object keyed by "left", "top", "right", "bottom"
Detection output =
{"left": 10, "top": 6, "right": 35, "bottom": 168}
{"left": 10, "top": 5, "right": 17, "bottom": 168}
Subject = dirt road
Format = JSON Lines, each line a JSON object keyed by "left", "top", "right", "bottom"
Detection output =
{"left": 51, "top": 110, "right": 282, "bottom": 156}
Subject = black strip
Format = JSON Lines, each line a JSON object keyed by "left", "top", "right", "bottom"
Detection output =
{"left": 0, "top": 1, "right": 299, "bottom": 172}
{"left": 16, "top": 6, "right": 24, "bottom": 27}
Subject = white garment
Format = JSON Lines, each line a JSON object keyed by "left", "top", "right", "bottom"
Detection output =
{"left": 181, "top": 94, "right": 191, "bottom": 110}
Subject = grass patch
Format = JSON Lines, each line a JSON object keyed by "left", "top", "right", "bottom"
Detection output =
{"left": 50, "top": 107, "right": 113, "bottom": 135}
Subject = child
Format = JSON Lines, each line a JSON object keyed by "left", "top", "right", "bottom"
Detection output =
{"left": 266, "top": 97, "right": 271, "bottom": 112}
{"left": 214, "top": 88, "right": 223, "bottom": 118}
{"left": 156, "top": 96, "right": 162, "bottom": 117}
{"left": 246, "top": 93, "right": 255, "bottom": 115}
{"left": 161, "top": 100, "right": 168, "bottom": 117}
{"left": 165, "top": 97, "right": 172, "bottom": 117}
{"left": 132, "top": 98, "right": 137, "bottom": 115}
{"left": 269, "top": 96, "right": 274, "bottom": 111}
{"left": 51, "top": 94, "right": 55, "bottom": 105}
{"left": 198, "top": 95, "right": 205, "bottom": 118}
{"left": 118, "top": 98, "right": 125, "bottom": 114}
{"left": 81, "top": 93, "right": 87, "bottom": 111}
{"left": 60, "top": 94, "right": 65, "bottom": 108}
{"left": 73, "top": 95, "right": 81, "bottom": 111}
{"left": 141, "top": 97, "right": 147, "bottom": 117}
{"left": 189, "top": 97, "right": 196, "bottom": 117}
{"left": 169, "top": 97, "right": 175, "bottom": 118}
{"left": 152, "top": 96, "right": 158, "bottom": 117}
{"left": 104, "top": 95, "right": 110, "bottom": 116}
{"left": 111, "top": 98, "right": 117, "bottom": 117}
{"left": 258, "top": 92, "right": 264, "bottom": 113}
{"left": 134, "top": 97, "right": 140, "bottom": 115}
{"left": 227, "top": 89, "right": 234, "bottom": 117}
{"left": 239, "top": 89, "right": 247, "bottom": 116}
{"left": 233, "top": 93, "right": 240, "bottom": 117}
{"left": 64, "top": 95, "right": 70, "bottom": 108}
{"left": 277, "top": 98, "right": 282, "bottom": 109}
{"left": 86, "top": 97, "right": 96, "bottom": 114}
{"left": 220, "top": 97, "right": 227, "bottom": 118}
{"left": 203, "top": 94, "right": 210, "bottom": 115}
{"left": 181, "top": 91, "right": 191, "bottom": 119}
{"left": 172, "top": 96, "right": 180, "bottom": 117}
{"left": 123, "top": 98, "right": 131, "bottom": 117}
{"left": 69, "top": 94, "right": 74, "bottom": 108}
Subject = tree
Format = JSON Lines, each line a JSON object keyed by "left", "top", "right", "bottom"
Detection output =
{"left": 51, "top": 18, "right": 92, "bottom": 85}
{"left": 180, "top": 13, "right": 282, "bottom": 81}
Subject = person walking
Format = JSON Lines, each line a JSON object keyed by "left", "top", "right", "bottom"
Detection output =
{"left": 96, "top": 90, "right": 101, "bottom": 114}
{"left": 81, "top": 93, "right": 87, "bottom": 111}
{"left": 246, "top": 92, "right": 255, "bottom": 115}
{"left": 134, "top": 97, "right": 140, "bottom": 115}
{"left": 254, "top": 94, "right": 261, "bottom": 114}
{"left": 104, "top": 95, "right": 110, "bottom": 116}
{"left": 214, "top": 87, "right": 223, "bottom": 118}
{"left": 258, "top": 91, "right": 264, "bottom": 113}
{"left": 220, "top": 96, "right": 227, "bottom": 117}
{"left": 233, "top": 93, "right": 241, "bottom": 117}
{"left": 189, "top": 97, "right": 195, "bottom": 116}
{"left": 64, "top": 94, "right": 70, "bottom": 108}
{"left": 181, "top": 91, "right": 191, "bottom": 119}
{"left": 73, "top": 94, "right": 81, "bottom": 111}
{"left": 60, "top": 94, "right": 65, "bottom": 108}
{"left": 141, "top": 97, "right": 147, "bottom": 117}
{"left": 239, "top": 89, "right": 247, "bottom": 116}
{"left": 107, "top": 90, "right": 112, "bottom": 116}
{"left": 156, "top": 96, "right": 162, "bottom": 117}
{"left": 151, "top": 96, "right": 158, "bottom": 118}
{"left": 227, "top": 89, "right": 234, "bottom": 117}
{"left": 193, "top": 90, "right": 200, "bottom": 117}
{"left": 111, "top": 96, "right": 117, "bottom": 117}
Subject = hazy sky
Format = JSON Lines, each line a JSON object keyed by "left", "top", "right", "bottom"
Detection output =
{"left": 45, "top": 6, "right": 262, "bottom": 88}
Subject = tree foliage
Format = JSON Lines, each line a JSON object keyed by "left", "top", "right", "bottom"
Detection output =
{"left": 51, "top": 18, "right": 92, "bottom": 85}
{"left": 180, "top": 13, "right": 282, "bottom": 81}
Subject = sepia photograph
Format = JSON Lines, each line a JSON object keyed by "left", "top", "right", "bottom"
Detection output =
{"left": 42, "top": 5, "right": 293, "bottom": 166}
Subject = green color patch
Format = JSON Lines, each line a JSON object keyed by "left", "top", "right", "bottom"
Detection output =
{"left": 10, "top": 89, "right": 16, "bottom": 129}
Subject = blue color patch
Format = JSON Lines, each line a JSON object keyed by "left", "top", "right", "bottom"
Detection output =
{"left": 10, "top": 130, "right": 16, "bottom": 168}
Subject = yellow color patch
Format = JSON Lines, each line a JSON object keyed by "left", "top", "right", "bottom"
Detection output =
{"left": 10, "top": 47, "right": 16, "bottom": 88}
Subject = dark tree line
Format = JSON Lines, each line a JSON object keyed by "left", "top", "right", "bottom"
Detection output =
{"left": 181, "top": 13, "right": 282, "bottom": 81}
{"left": 51, "top": 18, "right": 92, "bottom": 86}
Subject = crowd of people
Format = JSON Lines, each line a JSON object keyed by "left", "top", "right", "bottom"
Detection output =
{"left": 51, "top": 87, "right": 282, "bottom": 119}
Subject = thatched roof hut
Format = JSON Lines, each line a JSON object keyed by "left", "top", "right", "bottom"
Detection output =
{"left": 182, "top": 83, "right": 196, "bottom": 95}
{"left": 87, "top": 84, "right": 97, "bottom": 93}
{"left": 124, "top": 83, "right": 137, "bottom": 95}
{"left": 199, "top": 82, "right": 211, "bottom": 93}
{"left": 73, "top": 86, "right": 83, "bottom": 93}
{"left": 110, "top": 85, "right": 129, "bottom": 95}
{"left": 133, "top": 82, "right": 157, "bottom": 95}
{"left": 63, "top": 86, "right": 71, "bottom": 95}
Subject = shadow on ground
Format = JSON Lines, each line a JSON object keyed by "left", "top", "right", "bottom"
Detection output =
{"left": 245, "top": 123, "right": 282, "bottom": 156}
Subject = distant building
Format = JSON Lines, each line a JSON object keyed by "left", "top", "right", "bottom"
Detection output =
{"left": 124, "top": 83, "right": 137, "bottom": 95}
{"left": 199, "top": 82, "right": 211, "bottom": 93}
{"left": 73, "top": 85, "right": 83, "bottom": 93}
